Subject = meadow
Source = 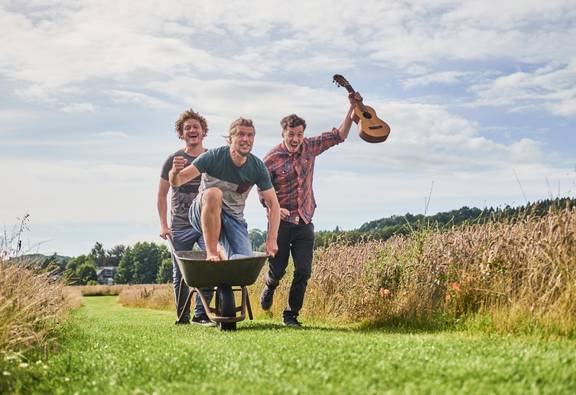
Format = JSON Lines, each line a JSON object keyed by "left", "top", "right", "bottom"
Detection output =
{"left": 6, "top": 296, "right": 576, "bottom": 394}
{"left": 1, "top": 205, "right": 575, "bottom": 393}
{"left": 118, "top": 205, "right": 576, "bottom": 336}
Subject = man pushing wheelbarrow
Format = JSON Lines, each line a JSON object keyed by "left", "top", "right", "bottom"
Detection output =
{"left": 169, "top": 117, "right": 280, "bottom": 330}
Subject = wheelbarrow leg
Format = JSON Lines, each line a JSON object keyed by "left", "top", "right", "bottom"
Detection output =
{"left": 195, "top": 287, "right": 215, "bottom": 319}
{"left": 244, "top": 286, "right": 254, "bottom": 320}
{"left": 176, "top": 278, "right": 193, "bottom": 324}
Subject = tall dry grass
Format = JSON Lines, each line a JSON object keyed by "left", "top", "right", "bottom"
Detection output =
{"left": 0, "top": 261, "right": 71, "bottom": 356}
{"left": 315, "top": 206, "right": 574, "bottom": 334}
{"left": 111, "top": 206, "right": 574, "bottom": 335}
{"left": 65, "top": 284, "right": 174, "bottom": 311}
{"left": 248, "top": 238, "right": 385, "bottom": 322}
{"left": 250, "top": 206, "right": 575, "bottom": 335}
{"left": 116, "top": 284, "right": 173, "bottom": 310}
{"left": 71, "top": 284, "right": 135, "bottom": 296}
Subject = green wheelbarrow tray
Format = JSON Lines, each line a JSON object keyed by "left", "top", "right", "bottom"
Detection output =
{"left": 170, "top": 246, "right": 268, "bottom": 330}
{"left": 175, "top": 250, "right": 268, "bottom": 288}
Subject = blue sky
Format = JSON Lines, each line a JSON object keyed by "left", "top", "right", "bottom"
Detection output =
{"left": 1, "top": 0, "right": 575, "bottom": 257}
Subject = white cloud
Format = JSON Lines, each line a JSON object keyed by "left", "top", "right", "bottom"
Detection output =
{"left": 110, "top": 90, "right": 175, "bottom": 110}
{"left": 1, "top": 3, "right": 221, "bottom": 87}
{"left": 362, "top": 1, "right": 576, "bottom": 67}
{"left": 440, "top": 0, "right": 576, "bottom": 27}
{"left": 94, "top": 131, "right": 129, "bottom": 139}
{"left": 114, "top": 232, "right": 164, "bottom": 250}
{"left": 3, "top": 0, "right": 574, "bottom": 90}
{"left": 145, "top": 77, "right": 356, "bottom": 140}
{"left": 1, "top": 0, "right": 574, "bottom": 256}
{"left": 0, "top": 159, "right": 157, "bottom": 224}
{"left": 402, "top": 71, "right": 471, "bottom": 88}
{"left": 60, "top": 102, "right": 97, "bottom": 113}
{"left": 509, "top": 138, "right": 542, "bottom": 162}
{"left": 0, "top": 108, "right": 41, "bottom": 128}
{"left": 245, "top": 163, "right": 576, "bottom": 232}
{"left": 319, "top": 100, "right": 552, "bottom": 178}
{"left": 468, "top": 60, "right": 576, "bottom": 115}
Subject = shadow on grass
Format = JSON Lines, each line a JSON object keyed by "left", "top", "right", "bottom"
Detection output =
{"left": 246, "top": 308, "right": 459, "bottom": 334}
{"left": 354, "top": 318, "right": 454, "bottom": 334}
{"left": 218, "top": 321, "right": 456, "bottom": 335}
{"left": 234, "top": 319, "right": 454, "bottom": 334}
{"left": 236, "top": 322, "right": 355, "bottom": 333}
{"left": 175, "top": 312, "right": 460, "bottom": 334}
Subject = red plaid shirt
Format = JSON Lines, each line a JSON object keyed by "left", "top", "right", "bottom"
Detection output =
{"left": 263, "top": 128, "right": 344, "bottom": 224}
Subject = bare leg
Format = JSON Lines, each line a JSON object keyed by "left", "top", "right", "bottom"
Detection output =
{"left": 201, "top": 188, "right": 223, "bottom": 261}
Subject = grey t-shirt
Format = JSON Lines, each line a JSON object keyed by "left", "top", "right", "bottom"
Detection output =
{"left": 193, "top": 146, "right": 273, "bottom": 221}
{"left": 161, "top": 149, "right": 204, "bottom": 230}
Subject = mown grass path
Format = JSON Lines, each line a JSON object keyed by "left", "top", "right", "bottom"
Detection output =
{"left": 22, "top": 296, "right": 576, "bottom": 394}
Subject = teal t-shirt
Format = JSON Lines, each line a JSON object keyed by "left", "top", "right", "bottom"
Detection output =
{"left": 193, "top": 146, "right": 273, "bottom": 221}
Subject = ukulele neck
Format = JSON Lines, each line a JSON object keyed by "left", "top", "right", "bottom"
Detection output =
{"left": 345, "top": 84, "right": 367, "bottom": 112}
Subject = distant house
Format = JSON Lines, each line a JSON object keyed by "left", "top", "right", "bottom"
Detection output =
{"left": 97, "top": 266, "right": 118, "bottom": 285}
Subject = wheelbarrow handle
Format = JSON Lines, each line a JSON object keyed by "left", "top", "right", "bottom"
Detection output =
{"left": 165, "top": 235, "right": 177, "bottom": 255}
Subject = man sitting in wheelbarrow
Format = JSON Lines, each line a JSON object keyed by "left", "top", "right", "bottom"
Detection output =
{"left": 169, "top": 117, "right": 280, "bottom": 261}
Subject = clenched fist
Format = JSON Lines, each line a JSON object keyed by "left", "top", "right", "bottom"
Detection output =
{"left": 171, "top": 156, "right": 188, "bottom": 173}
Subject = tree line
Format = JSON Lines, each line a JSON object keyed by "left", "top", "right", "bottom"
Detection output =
{"left": 33, "top": 242, "right": 171, "bottom": 286}
{"left": 314, "top": 197, "right": 576, "bottom": 248}
{"left": 243, "top": 198, "right": 576, "bottom": 250}
{"left": 24, "top": 197, "right": 575, "bottom": 284}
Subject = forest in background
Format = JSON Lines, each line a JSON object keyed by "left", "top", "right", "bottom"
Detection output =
{"left": 10, "top": 197, "right": 575, "bottom": 285}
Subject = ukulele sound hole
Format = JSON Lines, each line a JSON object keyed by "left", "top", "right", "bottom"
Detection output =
{"left": 362, "top": 112, "right": 372, "bottom": 119}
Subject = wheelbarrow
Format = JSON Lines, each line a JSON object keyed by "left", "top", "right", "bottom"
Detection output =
{"left": 168, "top": 241, "right": 267, "bottom": 331}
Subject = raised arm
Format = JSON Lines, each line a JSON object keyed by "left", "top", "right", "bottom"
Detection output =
{"left": 169, "top": 156, "right": 201, "bottom": 187}
{"left": 337, "top": 92, "right": 363, "bottom": 141}
{"left": 260, "top": 187, "right": 280, "bottom": 257}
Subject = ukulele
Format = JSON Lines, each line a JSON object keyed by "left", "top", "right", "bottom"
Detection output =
{"left": 333, "top": 74, "right": 391, "bottom": 143}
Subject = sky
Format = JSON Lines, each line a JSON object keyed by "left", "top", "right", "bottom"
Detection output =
{"left": 1, "top": 0, "right": 575, "bottom": 257}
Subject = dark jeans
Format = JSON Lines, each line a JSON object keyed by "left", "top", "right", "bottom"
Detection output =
{"left": 171, "top": 228, "right": 212, "bottom": 319}
{"left": 265, "top": 220, "right": 314, "bottom": 318}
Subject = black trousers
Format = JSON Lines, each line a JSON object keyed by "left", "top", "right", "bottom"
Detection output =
{"left": 265, "top": 220, "right": 314, "bottom": 317}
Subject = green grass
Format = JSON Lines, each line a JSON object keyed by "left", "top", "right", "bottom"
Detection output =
{"left": 7, "top": 296, "right": 576, "bottom": 394}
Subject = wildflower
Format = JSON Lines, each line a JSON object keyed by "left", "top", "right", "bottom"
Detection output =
{"left": 379, "top": 288, "right": 390, "bottom": 298}
{"left": 451, "top": 282, "right": 461, "bottom": 292}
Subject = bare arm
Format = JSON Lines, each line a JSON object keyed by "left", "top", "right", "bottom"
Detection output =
{"left": 157, "top": 178, "right": 171, "bottom": 239}
{"left": 337, "top": 92, "right": 363, "bottom": 141}
{"left": 260, "top": 188, "right": 280, "bottom": 257}
{"left": 169, "top": 156, "right": 201, "bottom": 187}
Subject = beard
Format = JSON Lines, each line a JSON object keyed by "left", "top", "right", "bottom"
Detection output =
{"left": 235, "top": 144, "right": 252, "bottom": 157}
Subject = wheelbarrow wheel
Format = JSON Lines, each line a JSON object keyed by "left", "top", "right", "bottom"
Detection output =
{"left": 217, "top": 285, "right": 236, "bottom": 331}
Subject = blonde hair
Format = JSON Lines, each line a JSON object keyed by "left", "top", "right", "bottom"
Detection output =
{"left": 227, "top": 117, "right": 255, "bottom": 143}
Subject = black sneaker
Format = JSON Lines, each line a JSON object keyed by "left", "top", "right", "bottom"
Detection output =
{"left": 174, "top": 318, "right": 190, "bottom": 325}
{"left": 191, "top": 314, "right": 216, "bottom": 327}
{"left": 283, "top": 315, "right": 302, "bottom": 328}
{"left": 260, "top": 286, "right": 275, "bottom": 310}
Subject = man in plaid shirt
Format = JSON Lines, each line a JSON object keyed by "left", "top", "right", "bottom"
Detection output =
{"left": 260, "top": 92, "right": 362, "bottom": 327}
